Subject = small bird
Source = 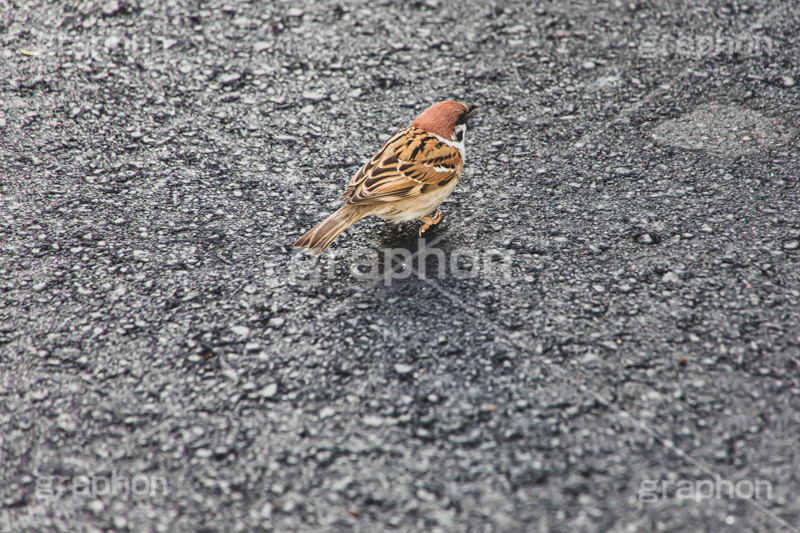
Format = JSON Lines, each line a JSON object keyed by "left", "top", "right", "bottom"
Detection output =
{"left": 294, "top": 100, "right": 478, "bottom": 255}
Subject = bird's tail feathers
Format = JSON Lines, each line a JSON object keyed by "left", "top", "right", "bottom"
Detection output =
{"left": 293, "top": 206, "right": 363, "bottom": 255}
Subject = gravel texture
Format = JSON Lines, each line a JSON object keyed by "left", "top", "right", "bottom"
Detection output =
{"left": 2, "top": 0, "right": 800, "bottom": 532}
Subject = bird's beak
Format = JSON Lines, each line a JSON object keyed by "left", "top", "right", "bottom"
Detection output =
{"left": 466, "top": 106, "right": 478, "bottom": 120}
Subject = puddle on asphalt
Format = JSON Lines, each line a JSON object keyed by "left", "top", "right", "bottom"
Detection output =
{"left": 649, "top": 103, "right": 796, "bottom": 156}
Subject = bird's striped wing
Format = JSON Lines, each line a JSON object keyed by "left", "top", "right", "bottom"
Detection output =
{"left": 340, "top": 127, "right": 462, "bottom": 206}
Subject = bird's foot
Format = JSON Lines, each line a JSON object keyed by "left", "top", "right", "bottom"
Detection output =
{"left": 418, "top": 210, "right": 442, "bottom": 237}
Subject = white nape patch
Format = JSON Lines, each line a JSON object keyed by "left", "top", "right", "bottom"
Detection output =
{"left": 432, "top": 131, "right": 466, "bottom": 159}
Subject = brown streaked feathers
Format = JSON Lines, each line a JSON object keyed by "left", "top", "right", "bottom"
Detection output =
{"left": 341, "top": 127, "right": 463, "bottom": 206}
{"left": 294, "top": 101, "right": 477, "bottom": 255}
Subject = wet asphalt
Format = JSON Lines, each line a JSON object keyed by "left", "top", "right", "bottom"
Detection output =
{"left": 2, "top": 1, "right": 800, "bottom": 531}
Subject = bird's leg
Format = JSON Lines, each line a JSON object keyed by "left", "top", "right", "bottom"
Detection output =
{"left": 417, "top": 210, "right": 443, "bottom": 237}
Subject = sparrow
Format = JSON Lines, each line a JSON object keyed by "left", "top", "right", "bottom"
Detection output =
{"left": 294, "top": 100, "right": 478, "bottom": 255}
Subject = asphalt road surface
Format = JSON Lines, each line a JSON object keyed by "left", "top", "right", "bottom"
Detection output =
{"left": 2, "top": 1, "right": 800, "bottom": 531}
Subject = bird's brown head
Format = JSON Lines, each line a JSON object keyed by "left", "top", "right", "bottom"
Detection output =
{"left": 410, "top": 100, "right": 478, "bottom": 143}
